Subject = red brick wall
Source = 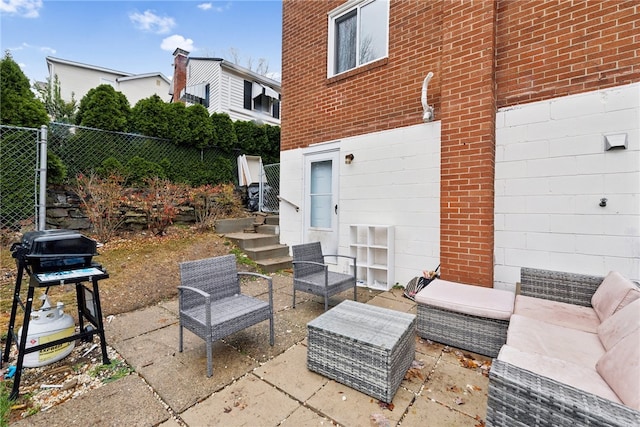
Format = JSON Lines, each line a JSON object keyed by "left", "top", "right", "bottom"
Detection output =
{"left": 440, "top": 0, "right": 497, "bottom": 287}
{"left": 281, "top": 0, "right": 443, "bottom": 150}
{"left": 496, "top": 0, "right": 640, "bottom": 107}
{"left": 281, "top": 0, "right": 640, "bottom": 286}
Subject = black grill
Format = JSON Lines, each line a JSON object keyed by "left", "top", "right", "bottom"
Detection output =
{"left": 11, "top": 229, "right": 98, "bottom": 273}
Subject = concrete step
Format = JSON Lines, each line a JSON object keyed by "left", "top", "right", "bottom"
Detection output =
{"left": 255, "top": 224, "right": 279, "bottom": 235}
{"left": 265, "top": 216, "right": 280, "bottom": 226}
{"left": 215, "top": 217, "right": 255, "bottom": 234}
{"left": 256, "top": 256, "right": 293, "bottom": 273}
{"left": 225, "top": 232, "right": 280, "bottom": 250}
{"left": 244, "top": 244, "right": 290, "bottom": 261}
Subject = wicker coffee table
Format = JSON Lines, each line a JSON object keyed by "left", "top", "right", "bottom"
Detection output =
{"left": 306, "top": 300, "right": 416, "bottom": 403}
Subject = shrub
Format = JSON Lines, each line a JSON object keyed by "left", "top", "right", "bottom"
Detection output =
{"left": 74, "top": 173, "right": 127, "bottom": 243}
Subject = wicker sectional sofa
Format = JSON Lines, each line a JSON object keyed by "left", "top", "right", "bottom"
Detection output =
{"left": 487, "top": 268, "right": 640, "bottom": 426}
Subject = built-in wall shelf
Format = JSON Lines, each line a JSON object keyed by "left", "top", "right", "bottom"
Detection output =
{"left": 349, "top": 224, "right": 394, "bottom": 290}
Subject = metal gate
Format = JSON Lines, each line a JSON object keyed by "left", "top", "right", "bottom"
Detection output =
{"left": 0, "top": 125, "right": 46, "bottom": 231}
{"left": 260, "top": 162, "right": 280, "bottom": 213}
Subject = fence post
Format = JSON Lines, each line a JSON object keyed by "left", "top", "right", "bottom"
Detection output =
{"left": 38, "top": 125, "right": 48, "bottom": 231}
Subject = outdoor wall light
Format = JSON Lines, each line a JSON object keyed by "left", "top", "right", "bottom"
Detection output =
{"left": 604, "top": 133, "right": 628, "bottom": 151}
{"left": 345, "top": 154, "right": 354, "bottom": 164}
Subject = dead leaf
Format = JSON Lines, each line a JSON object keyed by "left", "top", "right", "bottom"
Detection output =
{"left": 224, "top": 406, "right": 232, "bottom": 413}
{"left": 377, "top": 401, "right": 395, "bottom": 411}
{"left": 454, "top": 396, "right": 465, "bottom": 405}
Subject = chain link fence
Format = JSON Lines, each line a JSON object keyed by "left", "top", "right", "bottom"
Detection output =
{"left": 0, "top": 125, "right": 41, "bottom": 230}
{"left": 48, "top": 123, "right": 240, "bottom": 187}
{"left": 1, "top": 122, "right": 280, "bottom": 232}
{"left": 260, "top": 162, "right": 280, "bottom": 213}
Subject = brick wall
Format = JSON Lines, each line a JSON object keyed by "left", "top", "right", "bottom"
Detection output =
{"left": 439, "top": 1, "right": 497, "bottom": 287}
{"left": 281, "top": 1, "right": 442, "bottom": 150}
{"left": 496, "top": 0, "right": 640, "bottom": 107}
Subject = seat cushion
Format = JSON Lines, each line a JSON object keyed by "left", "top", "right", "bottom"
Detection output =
{"left": 498, "top": 345, "right": 622, "bottom": 404}
{"left": 591, "top": 271, "right": 640, "bottom": 322}
{"left": 414, "top": 279, "right": 514, "bottom": 320}
{"left": 514, "top": 294, "right": 601, "bottom": 333}
{"left": 597, "top": 298, "right": 640, "bottom": 350}
{"left": 596, "top": 328, "right": 640, "bottom": 410}
{"left": 506, "top": 314, "right": 605, "bottom": 368}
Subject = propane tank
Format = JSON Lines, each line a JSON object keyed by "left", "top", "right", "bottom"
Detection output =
{"left": 18, "top": 295, "right": 75, "bottom": 368}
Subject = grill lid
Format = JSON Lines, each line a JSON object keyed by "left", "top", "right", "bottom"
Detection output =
{"left": 12, "top": 230, "right": 99, "bottom": 272}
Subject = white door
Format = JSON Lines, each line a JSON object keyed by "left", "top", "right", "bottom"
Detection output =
{"left": 304, "top": 149, "right": 339, "bottom": 261}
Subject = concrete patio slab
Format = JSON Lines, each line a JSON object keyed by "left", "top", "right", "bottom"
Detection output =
{"left": 402, "top": 394, "right": 484, "bottom": 426}
{"left": 105, "top": 303, "right": 176, "bottom": 342}
{"left": 180, "top": 374, "right": 300, "bottom": 426}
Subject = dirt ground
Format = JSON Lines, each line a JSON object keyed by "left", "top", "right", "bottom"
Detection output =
{"left": 1, "top": 227, "right": 241, "bottom": 332}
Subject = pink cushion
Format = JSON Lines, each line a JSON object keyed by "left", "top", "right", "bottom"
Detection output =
{"left": 498, "top": 345, "right": 622, "bottom": 404}
{"left": 596, "top": 328, "right": 640, "bottom": 410}
{"left": 598, "top": 298, "right": 640, "bottom": 350}
{"left": 514, "top": 295, "right": 600, "bottom": 333}
{"left": 591, "top": 271, "right": 640, "bottom": 321}
{"left": 414, "top": 279, "right": 514, "bottom": 320}
{"left": 507, "top": 314, "right": 605, "bottom": 368}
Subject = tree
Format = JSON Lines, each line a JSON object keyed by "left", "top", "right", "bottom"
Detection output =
{"left": 129, "top": 94, "right": 170, "bottom": 138}
{"left": 166, "top": 102, "right": 189, "bottom": 145}
{"left": 234, "top": 120, "right": 268, "bottom": 156}
{"left": 0, "top": 50, "right": 49, "bottom": 127}
{"left": 33, "top": 74, "right": 77, "bottom": 123}
{"left": 75, "top": 84, "right": 130, "bottom": 132}
{"left": 186, "top": 104, "right": 215, "bottom": 148}
{"left": 210, "top": 112, "right": 237, "bottom": 152}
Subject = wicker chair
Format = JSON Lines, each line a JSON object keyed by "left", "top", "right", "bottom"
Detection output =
{"left": 178, "top": 255, "right": 274, "bottom": 377}
{"left": 291, "top": 242, "right": 357, "bottom": 311}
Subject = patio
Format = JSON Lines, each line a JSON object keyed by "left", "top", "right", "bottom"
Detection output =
{"left": 12, "top": 272, "right": 492, "bottom": 426}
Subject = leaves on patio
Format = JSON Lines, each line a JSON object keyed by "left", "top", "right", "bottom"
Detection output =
{"left": 404, "top": 359, "right": 425, "bottom": 381}
{"left": 377, "top": 400, "right": 395, "bottom": 411}
{"left": 454, "top": 350, "right": 492, "bottom": 376}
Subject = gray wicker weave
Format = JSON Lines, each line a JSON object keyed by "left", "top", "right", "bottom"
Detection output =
{"left": 487, "top": 359, "right": 640, "bottom": 427}
{"left": 417, "top": 304, "right": 509, "bottom": 357}
{"left": 178, "top": 255, "right": 274, "bottom": 377}
{"left": 307, "top": 300, "right": 416, "bottom": 403}
{"left": 292, "top": 242, "right": 357, "bottom": 311}
{"left": 520, "top": 267, "right": 604, "bottom": 307}
{"left": 486, "top": 267, "right": 640, "bottom": 426}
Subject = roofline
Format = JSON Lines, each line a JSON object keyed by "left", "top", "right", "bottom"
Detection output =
{"left": 46, "top": 56, "right": 133, "bottom": 77}
{"left": 118, "top": 73, "right": 171, "bottom": 85}
{"left": 185, "top": 57, "right": 280, "bottom": 88}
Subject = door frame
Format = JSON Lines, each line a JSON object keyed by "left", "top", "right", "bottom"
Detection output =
{"left": 303, "top": 142, "right": 340, "bottom": 261}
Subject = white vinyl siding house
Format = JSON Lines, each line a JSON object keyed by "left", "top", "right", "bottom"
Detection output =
{"left": 46, "top": 57, "right": 171, "bottom": 106}
{"left": 172, "top": 53, "right": 281, "bottom": 126}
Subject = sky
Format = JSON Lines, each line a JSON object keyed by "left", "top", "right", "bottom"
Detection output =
{"left": 0, "top": 0, "right": 283, "bottom": 84}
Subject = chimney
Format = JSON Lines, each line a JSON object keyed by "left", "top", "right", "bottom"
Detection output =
{"left": 171, "top": 48, "right": 189, "bottom": 103}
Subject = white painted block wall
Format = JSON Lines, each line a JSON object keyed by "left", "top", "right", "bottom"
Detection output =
{"left": 494, "top": 83, "right": 640, "bottom": 291}
{"left": 279, "top": 122, "right": 441, "bottom": 287}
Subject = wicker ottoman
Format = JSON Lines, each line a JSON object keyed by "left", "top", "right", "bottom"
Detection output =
{"left": 307, "top": 300, "right": 416, "bottom": 403}
{"left": 415, "top": 279, "right": 515, "bottom": 357}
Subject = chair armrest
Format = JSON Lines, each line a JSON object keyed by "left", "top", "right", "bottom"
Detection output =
{"left": 488, "top": 359, "right": 640, "bottom": 426}
{"left": 177, "top": 285, "right": 210, "bottom": 299}
{"left": 177, "top": 285, "right": 211, "bottom": 326}
{"left": 292, "top": 260, "right": 328, "bottom": 269}
{"left": 520, "top": 267, "right": 603, "bottom": 307}
{"left": 237, "top": 272, "right": 273, "bottom": 307}
{"left": 323, "top": 254, "right": 356, "bottom": 264}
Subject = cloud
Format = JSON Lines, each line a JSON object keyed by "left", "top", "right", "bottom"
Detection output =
{"left": 0, "top": 0, "right": 43, "bottom": 18}
{"left": 161, "top": 35, "right": 195, "bottom": 53}
{"left": 10, "top": 42, "right": 55, "bottom": 55}
{"left": 129, "top": 10, "right": 175, "bottom": 34}
{"left": 198, "top": 1, "right": 231, "bottom": 13}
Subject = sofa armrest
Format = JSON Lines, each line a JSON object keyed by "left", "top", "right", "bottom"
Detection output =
{"left": 520, "top": 267, "right": 603, "bottom": 307}
{"left": 487, "top": 359, "right": 640, "bottom": 427}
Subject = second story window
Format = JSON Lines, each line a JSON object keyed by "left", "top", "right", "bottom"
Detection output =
{"left": 328, "top": 0, "right": 389, "bottom": 77}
